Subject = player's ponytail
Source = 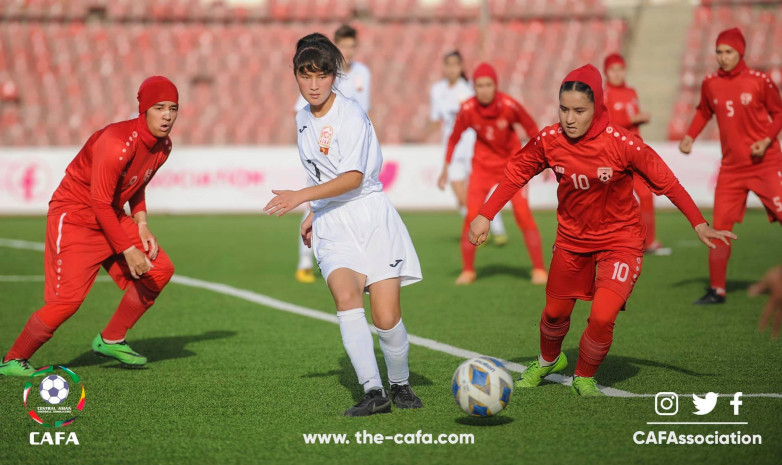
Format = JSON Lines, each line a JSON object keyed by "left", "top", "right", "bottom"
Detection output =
{"left": 444, "top": 50, "right": 468, "bottom": 82}
{"left": 559, "top": 81, "right": 594, "bottom": 102}
{"left": 293, "top": 33, "right": 345, "bottom": 78}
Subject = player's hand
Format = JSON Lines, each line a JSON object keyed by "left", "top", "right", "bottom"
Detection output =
{"left": 138, "top": 223, "right": 159, "bottom": 260}
{"left": 123, "top": 246, "right": 153, "bottom": 279}
{"left": 468, "top": 215, "right": 491, "bottom": 246}
{"left": 679, "top": 135, "right": 693, "bottom": 155}
{"left": 751, "top": 266, "right": 782, "bottom": 339}
{"left": 631, "top": 112, "right": 651, "bottom": 125}
{"left": 437, "top": 166, "right": 449, "bottom": 191}
{"left": 694, "top": 223, "right": 737, "bottom": 249}
{"left": 264, "top": 190, "right": 305, "bottom": 217}
{"left": 301, "top": 211, "right": 314, "bottom": 248}
{"left": 750, "top": 137, "right": 772, "bottom": 158}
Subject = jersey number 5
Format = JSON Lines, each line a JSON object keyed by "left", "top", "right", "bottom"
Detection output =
{"left": 726, "top": 100, "right": 734, "bottom": 118}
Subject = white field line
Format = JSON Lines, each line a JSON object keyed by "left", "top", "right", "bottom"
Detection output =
{"left": 2, "top": 237, "right": 780, "bottom": 399}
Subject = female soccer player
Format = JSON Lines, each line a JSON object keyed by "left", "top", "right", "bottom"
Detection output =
{"left": 679, "top": 27, "right": 782, "bottom": 305}
{"left": 603, "top": 53, "right": 669, "bottom": 255}
{"left": 265, "top": 33, "right": 423, "bottom": 416}
{"left": 294, "top": 24, "right": 373, "bottom": 284}
{"left": 0, "top": 76, "right": 179, "bottom": 376}
{"left": 424, "top": 51, "right": 508, "bottom": 244}
{"left": 439, "top": 62, "right": 546, "bottom": 285}
{"left": 470, "top": 64, "right": 735, "bottom": 396}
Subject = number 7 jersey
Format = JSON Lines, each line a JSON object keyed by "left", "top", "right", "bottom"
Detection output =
{"left": 295, "top": 93, "right": 383, "bottom": 212}
{"left": 480, "top": 123, "right": 707, "bottom": 254}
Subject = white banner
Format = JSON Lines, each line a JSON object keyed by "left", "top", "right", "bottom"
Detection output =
{"left": 0, "top": 142, "right": 761, "bottom": 215}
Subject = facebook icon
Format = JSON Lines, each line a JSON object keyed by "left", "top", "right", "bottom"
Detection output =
{"left": 730, "top": 392, "right": 743, "bottom": 415}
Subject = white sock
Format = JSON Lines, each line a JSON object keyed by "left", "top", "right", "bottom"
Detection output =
{"left": 538, "top": 353, "right": 559, "bottom": 367}
{"left": 490, "top": 212, "right": 507, "bottom": 236}
{"left": 337, "top": 308, "right": 383, "bottom": 392}
{"left": 376, "top": 319, "right": 410, "bottom": 385}
{"left": 297, "top": 211, "right": 314, "bottom": 270}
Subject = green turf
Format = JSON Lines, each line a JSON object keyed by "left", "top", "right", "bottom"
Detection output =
{"left": 0, "top": 210, "right": 780, "bottom": 465}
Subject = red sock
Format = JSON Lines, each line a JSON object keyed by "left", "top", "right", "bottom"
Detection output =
{"left": 522, "top": 229, "right": 546, "bottom": 270}
{"left": 539, "top": 296, "right": 575, "bottom": 361}
{"left": 575, "top": 288, "right": 624, "bottom": 378}
{"left": 5, "top": 311, "right": 55, "bottom": 362}
{"left": 708, "top": 241, "right": 731, "bottom": 293}
{"left": 461, "top": 228, "right": 476, "bottom": 272}
{"left": 101, "top": 283, "right": 156, "bottom": 341}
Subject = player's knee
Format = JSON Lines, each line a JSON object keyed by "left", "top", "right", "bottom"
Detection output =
{"left": 586, "top": 315, "right": 615, "bottom": 335}
{"left": 152, "top": 258, "right": 175, "bottom": 282}
{"left": 37, "top": 303, "right": 82, "bottom": 329}
{"left": 333, "top": 289, "right": 363, "bottom": 310}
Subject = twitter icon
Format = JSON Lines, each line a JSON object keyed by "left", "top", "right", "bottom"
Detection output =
{"left": 692, "top": 392, "right": 718, "bottom": 415}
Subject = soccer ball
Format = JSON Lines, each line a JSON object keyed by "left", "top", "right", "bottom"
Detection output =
{"left": 39, "top": 375, "right": 70, "bottom": 405}
{"left": 451, "top": 357, "right": 514, "bottom": 417}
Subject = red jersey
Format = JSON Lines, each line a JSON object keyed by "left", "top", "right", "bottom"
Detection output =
{"left": 446, "top": 92, "right": 539, "bottom": 174}
{"left": 480, "top": 123, "right": 706, "bottom": 254}
{"left": 604, "top": 83, "right": 641, "bottom": 135}
{"left": 686, "top": 61, "right": 782, "bottom": 171}
{"left": 49, "top": 115, "right": 172, "bottom": 253}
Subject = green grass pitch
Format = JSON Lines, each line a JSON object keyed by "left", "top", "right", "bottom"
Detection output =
{"left": 0, "top": 209, "right": 780, "bottom": 465}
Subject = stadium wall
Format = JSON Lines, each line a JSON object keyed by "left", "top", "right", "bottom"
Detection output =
{"left": 0, "top": 142, "right": 761, "bottom": 214}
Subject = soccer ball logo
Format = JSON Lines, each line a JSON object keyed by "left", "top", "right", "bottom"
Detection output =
{"left": 452, "top": 357, "right": 514, "bottom": 417}
{"left": 39, "top": 375, "right": 69, "bottom": 405}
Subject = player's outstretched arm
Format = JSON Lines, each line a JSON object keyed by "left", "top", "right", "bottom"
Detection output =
{"left": 693, "top": 223, "right": 737, "bottom": 249}
{"left": 264, "top": 171, "right": 364, "bottom": 216}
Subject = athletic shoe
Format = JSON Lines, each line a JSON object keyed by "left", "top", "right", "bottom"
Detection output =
{"left": 0, "top": 358, "right": 37, "bottom": 377}
{"left": 492, "top": 234, "right": 509, "bottom": 247}
{"left": 390, "top": 383, "right": 423, "bottom": 409}
{"left": 530, "top": 268, "right": 548, "bottom": 285}
{"left": 644, "top": 241, "right": 672, "bottom": 256}
{"left": 515, "top": 353, "right": 568, "bottom": 388}
{"left": 344, "top": 388, "right": 392, "bottom": 417}
{"left": 694, "top": 288, "right": 726, "bottom": 305}
{"left": 91, "top": 334, "right": 147, "bottom": 367}
{"left": 295, "top": 268, "right": 316, "bottom": 283}
{"left": 571, "top": 376, "right": 606, "bottom": 397}
{"left": 455, "top": 270, "right": 476, "bottom": 285}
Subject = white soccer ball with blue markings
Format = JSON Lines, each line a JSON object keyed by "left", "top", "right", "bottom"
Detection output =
{"left": 452, "top": 357, "right": 514, "bottom": 417}
{"left": 39, "top": 374, "right": 70, "bottom": 405}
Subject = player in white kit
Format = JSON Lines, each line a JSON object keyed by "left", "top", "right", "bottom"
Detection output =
{"left": 424, "top": 51, "right": 508, "bottom": 244}
{"left": 266, "top": 33, "right": 423, "bottom": 416}
{"left": 294, "top": 25, "right": 373, "bottom": 284}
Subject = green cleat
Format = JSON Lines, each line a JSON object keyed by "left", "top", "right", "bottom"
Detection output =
{"left": 0, "top": 358, "right": 38, "bottom": 377}
{"left": 571, "top": 376, "right": 606, "bottom": 397}
{"left": 92, "top": 334, "right": 147, "bottom": 367}
{"left": 515, "top": 353, "right": 568, "bottom": 388}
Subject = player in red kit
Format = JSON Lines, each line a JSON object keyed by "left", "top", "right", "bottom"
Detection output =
{"left": 680, "top": 28, "right": 782, "bottom": 305}
{"left": 0, "top": 76, "right": 179, "bottom": 377}
{"left": 604, "top": 53, "right": 669, "bottom": 255}
{"left": 438, "top": 62, "right": 547, "bottom": 286}
{"left": 470, "top": 65, "right": 735, "bottom": 396}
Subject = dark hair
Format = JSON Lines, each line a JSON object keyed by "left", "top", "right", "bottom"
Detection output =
{"left": 293, "top": 33, "right": 345, "bottom": 77}
{"left": 444, "top": 50, "right": 468, "bottom": 82}
{"left": 559, "top": 81, "right": 594, "bottom": 102}
{"left": 334, "top": 24, "right": 357, "bottom": 43}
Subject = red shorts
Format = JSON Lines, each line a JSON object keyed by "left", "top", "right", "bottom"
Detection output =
{"left": 43, "top": 211, "right": 173, "bottom": 304}
{"left": 713, "top": 166, "right": 782, "bottom": 227}
{"left": 546, "top": 246, "right": 643, "bottom": 302}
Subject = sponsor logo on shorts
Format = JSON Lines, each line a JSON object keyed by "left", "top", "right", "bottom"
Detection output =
{"left": 389, "top": 259, "right": 403, "bottom": 268}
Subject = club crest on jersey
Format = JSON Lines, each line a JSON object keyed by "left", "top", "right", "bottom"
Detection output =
{"left": 496, "top": 119, "right": 508, "bottom": 130}
{"left": 740, "top": 93, "right": 752, "bottom": 105}
{"left": 597, "top": 167, "right": 613, "bottom": 183}
{"left": 318, "top": 126, "right": 334, "bottom": 155}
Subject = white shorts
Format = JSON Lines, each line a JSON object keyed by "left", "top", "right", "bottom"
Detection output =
{"left": 312, "top": 192, "right": 422, "bottom": 290}
{"left": 447, "top": 132, "right": 475, "bottom": 182}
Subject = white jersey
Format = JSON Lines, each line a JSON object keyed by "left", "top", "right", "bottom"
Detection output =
{"left": 296, "top": 92, "right": 383, "bottom": 212}
{"left": 429, "top": 78, "right": 476, "bottom": 150}
{"left": 295, "top": 61, "right": 372, "bottom": 113}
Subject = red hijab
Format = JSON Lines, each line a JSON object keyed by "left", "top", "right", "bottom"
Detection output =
{"left": 716, "top": 28, "right": 747, "bottom": 78}
{"left": 473, "top": 63, "right": 503, "bottom": 118}
{"left": 561, "top": 64, "right": 609, "bottom": 142}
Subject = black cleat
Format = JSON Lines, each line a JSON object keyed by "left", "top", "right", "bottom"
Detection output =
{"left": 390, "top": 383, "right": 423, "bottom": 409}
{"left": 344, "top": 388, "right": 392, "bottom": 417}
{"left": 694, "top": 288, "right": 726, "bottom": 305}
